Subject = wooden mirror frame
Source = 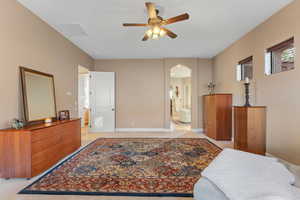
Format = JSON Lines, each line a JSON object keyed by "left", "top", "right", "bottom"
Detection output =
{"left": 20, "top": 67, "right": 58, "bottom": 124}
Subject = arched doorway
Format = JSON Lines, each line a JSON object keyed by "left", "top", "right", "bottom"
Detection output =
{"left": 170, "top": 64, "right": 192, "bottom": 131}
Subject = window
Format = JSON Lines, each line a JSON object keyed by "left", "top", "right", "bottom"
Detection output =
{"left": 265, "top": 37, "right": 295, "bottom": 75}
{"left": 236, "top": 56, "right": 253, "bottom": 81}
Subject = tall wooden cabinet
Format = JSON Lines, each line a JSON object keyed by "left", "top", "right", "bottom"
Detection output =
{"left": 234, "top": 106, "right": 266, "bottom": 155}
{"left": 203, "top": 94, "right": 232, "bottom": 141}
{"left": 0, "top": 119, "right": 81, "bottom": 179}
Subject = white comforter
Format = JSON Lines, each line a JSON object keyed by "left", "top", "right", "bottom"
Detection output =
{"left": 202, "top": 149, "right": 298, "bottom": 200}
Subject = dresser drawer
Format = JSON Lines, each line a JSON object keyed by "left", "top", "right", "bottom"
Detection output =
{"left": 32, "top": 151, "right": 63, "bottom": 176}
{"left": 31, "top": 133, "right": 62, "bottom": 155}
{"left": 31, "top": 127, "right": 56, "bottom": 143}
{"left": 31, "top": 142, "right": 63, "bottom": 175}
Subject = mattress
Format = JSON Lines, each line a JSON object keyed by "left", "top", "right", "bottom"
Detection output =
{"left": 193, "top": 177, "right": 229, "bottom": 200}
{"left": 194, "top": 178, "right": 300, "bottom": 200}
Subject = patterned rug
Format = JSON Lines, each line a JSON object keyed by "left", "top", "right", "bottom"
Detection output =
{"left": 19, "top": 138, "right": 221, "bottom": 197}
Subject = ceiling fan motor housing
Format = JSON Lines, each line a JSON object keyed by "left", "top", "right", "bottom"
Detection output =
{"left": 148, "top": 17, "right": 163, "bottom": 26}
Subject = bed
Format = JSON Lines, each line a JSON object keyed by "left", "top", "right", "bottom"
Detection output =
{"left": 194, "top": 177, "right": 229, "bottom": 200}
{"left": 193, "top": 149, "right": 300, "bottom": 200}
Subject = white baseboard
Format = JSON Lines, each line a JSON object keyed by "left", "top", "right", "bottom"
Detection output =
{"left": 116, "top": 128, "right": 204, "bottom": 133}
{"left": 191, "top": 128, "right": 204, "bottom": 133}
{"left": 115, "top": 128, "right": 172, "bottom": 132}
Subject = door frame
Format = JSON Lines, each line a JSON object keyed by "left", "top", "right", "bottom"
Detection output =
{"left": 78, "top": 65, "right": 90, "bottom": 128}
{"left": 164, "top": 59, "right": 199, "bottom": 130}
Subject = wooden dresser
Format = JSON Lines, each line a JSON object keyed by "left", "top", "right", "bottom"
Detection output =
{"left": 0, "top": 119, "right": 81, "bottom": 179}
{"left": 234, "top": 106, "right": 266, "bottom": 155}
{"left": 203, "top": 94, "right": 232, "bottom": 140}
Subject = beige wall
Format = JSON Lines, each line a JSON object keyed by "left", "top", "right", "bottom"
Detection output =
{"left": 94, "top": 58, "right": 213, "bottom": 129}
{"left": 197, "top": 59, "right": 214, "bottom": 129}
{"left": 94, "top": 59, "right": 165, "bottom": 129}
{"left": 213, "top": 0, "right": 300, "bottom": 164}
{"left": 0, "top": 0, "right": 94, "bottom": 128}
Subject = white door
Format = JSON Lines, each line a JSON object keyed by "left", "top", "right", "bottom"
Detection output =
{"left": 78, "top": 74, "right": 89, "bottom": 128}
{"left": 89, "top": 72, "right": 115, "bottom": 132}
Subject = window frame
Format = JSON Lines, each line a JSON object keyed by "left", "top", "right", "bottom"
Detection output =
{"left": 266, "top": 37, "right": 295, "bottom": 75}
{"left": 237, "top": 56, "right": 253, "bottom": 81}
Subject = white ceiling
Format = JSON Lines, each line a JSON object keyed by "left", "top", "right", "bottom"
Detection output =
{"left": 17, "top": 0, "right": 293, "bottom": 59}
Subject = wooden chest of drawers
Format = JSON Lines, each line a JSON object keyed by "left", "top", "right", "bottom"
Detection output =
{"left": 0, "top": 119, "right": 81, "bottom": 179}
{"left": 203, "top": 94, "right": 232, "bottom": 140}
{"left": 234, "top": 106, "right": 266, "bottom": 155}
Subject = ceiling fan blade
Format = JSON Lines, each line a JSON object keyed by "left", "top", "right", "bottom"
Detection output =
{"left": 161, "top": 28, "right": 177, "bottom": 39}
{"left": 145, "top": 2, "right": 157, "bottom": 19}
{"left": 142, "top": 34, "right": 149, "bottom": 41}
{"left": 163, "top": 13, "right": 189, "bottom": 25}
{"left": 123, "top": 23, "right": 148, "bottom": 27}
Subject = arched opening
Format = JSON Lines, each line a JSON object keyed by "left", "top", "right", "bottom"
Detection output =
{"left": 170, "top": 64, "right": 192, "bottom": 131}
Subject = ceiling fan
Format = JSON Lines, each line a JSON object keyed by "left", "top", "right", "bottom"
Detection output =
{"left": 123, "top": 2, "right": 190, "bottom": 41}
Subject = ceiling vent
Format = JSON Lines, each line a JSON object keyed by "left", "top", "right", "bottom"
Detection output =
{"left": 56, "top": 24, "right": 87, "bottom": 37}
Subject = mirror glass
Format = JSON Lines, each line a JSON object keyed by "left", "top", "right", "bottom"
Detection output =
{"left": 21, "top": 67, "right": 57, "bottom": 122}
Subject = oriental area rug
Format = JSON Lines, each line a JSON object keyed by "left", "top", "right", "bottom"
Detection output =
{"left": 19, "top": 138, "right": 221, "bottom": 197}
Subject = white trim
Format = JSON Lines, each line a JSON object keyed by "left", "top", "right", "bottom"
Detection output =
{"left": 115, "top": 128, "right": 172, "bottom": 132}
{"left": 191, "top": 128, "right": 204, "bottom": 133}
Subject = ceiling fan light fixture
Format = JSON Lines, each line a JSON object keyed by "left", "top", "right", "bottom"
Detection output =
{"left": 152, "top": 26, "right": 161, "bottom": 35}
{"left": 159, "top": 29, "right": 166, "bottom": 37}
{"left": 146, "top": 29, "right": 153, "bottom": 37}
{"left": 123, "top": 2, "right": 189, "bottom": 41}
{"left": 152, "top": 33, "right": 159, "bottom": 39}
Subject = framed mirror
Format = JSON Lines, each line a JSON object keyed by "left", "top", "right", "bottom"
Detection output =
{"left": 20, "top": 67, "right": 57, "bottom": 123}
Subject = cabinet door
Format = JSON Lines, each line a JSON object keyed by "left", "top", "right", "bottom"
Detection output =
{"left": 203, "top": 96, "right": 208, "bottom": 131}
{"left": 247, "top": 108, "right": 266, "bottom": 155}
{"left": 216, "top": 95, "right": 232, "bottom": 140}
{"left": 234, "top": 108, "right": 248, "bottom": 151}
{"left": 203, "top": 96, "right": 216, "bottom": 139}
{"left": 0, "top": 132, "right": 31, "bottom": 178}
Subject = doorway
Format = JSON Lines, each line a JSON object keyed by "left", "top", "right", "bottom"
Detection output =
{"left": 170, "top": 65, "right": 192, "bottom": 131}
{"left": 78, "top": 66, "right": 90, "bottom": 129}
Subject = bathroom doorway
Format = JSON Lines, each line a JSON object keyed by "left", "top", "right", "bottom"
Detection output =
{"left": 170, "top": 65, "right": 192, "bottom": 131}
